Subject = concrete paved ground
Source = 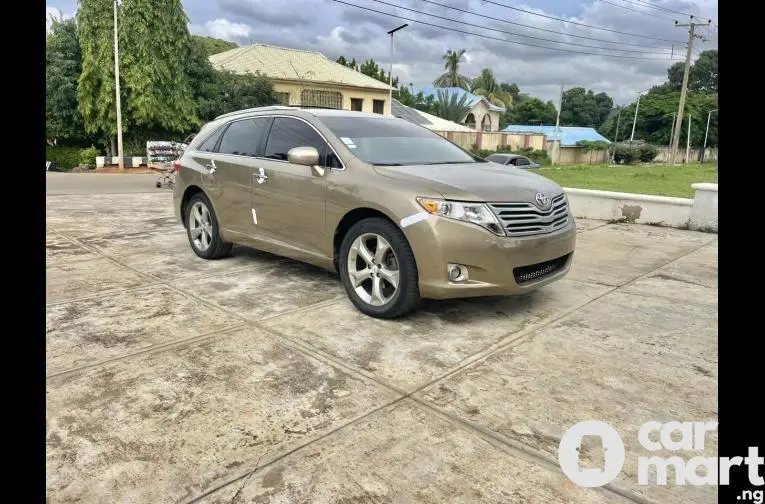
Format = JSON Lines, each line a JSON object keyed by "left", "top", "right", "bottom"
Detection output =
{"left": 46, "top": 173, "right": 718, "bottom": 503}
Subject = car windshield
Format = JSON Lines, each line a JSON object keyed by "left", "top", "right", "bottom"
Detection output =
{"left": 319, "top": 116, "right": 481, "bottom": 166}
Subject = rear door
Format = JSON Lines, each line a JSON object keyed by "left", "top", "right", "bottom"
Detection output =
{"left": 251, "top": 116, "right": 339, "bottom": 257}
{"left": 210, "top": 117, "right": 270, "bottom": 235}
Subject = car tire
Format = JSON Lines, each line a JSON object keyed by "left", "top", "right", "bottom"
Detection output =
{"left": 184, "top": 193, "right": 232, "bottom": 260}
{"left": 339, "top": 217, "right": 420, "bottom": 319}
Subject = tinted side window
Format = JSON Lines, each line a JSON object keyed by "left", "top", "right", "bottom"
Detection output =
{"left": 218, "top": 118, "right": 269, "bottom": 157}
{"left": 517, "top": 157, "right": 530, "bottom": 166}
{"left": 264, "top": 117, "right": 339, "bottom": 167}
{"left": 197, "top": 127, "right": 225, "bottom": 152}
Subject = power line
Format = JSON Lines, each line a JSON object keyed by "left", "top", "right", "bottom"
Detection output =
{"left": 596, "top": 0, "right": 676, "bottom": 22}
{"left": 367, "top": 0, "right": 673, "bottom": 54}
{"left": 418, "top": 0, "right": 676, "bottom": 50}
{"left": 333, "top": 0, "right": 683, "bottom": 60}
{"left": 628, "top": 0, "right": 696, "bottom": 18}
{"left": 479, "top": 0, "right": 686, "bottom": 43}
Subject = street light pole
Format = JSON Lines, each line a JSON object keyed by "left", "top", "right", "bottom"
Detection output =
{"left": 630, "top": 89, "right": 649, "bottom": 143}
{"left": 386, "top": 24, "right": 408, "bottom": 114}
{"left": 702, "top": 108, "right": 718, "bottom": 163}
{"left": 113, "top": 0, "right": 124, "bottom": 171}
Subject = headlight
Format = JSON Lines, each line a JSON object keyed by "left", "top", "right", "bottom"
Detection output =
{"left": 417, "top": 197, "right": 505, "bottom": 236}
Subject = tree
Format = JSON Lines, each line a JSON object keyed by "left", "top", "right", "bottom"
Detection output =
{"left": 500, "top": 82, "right": 523, "bottom": 104}
{"left": 434, "top": 89, "right": 472, "bottom": 122}
{"left": 667, "top": 50, "right": 718, "bottom": 93}
{"left": 433, "top": 49, "right": 471, "bottom": 89}
{"left": 120, "top": 0, "right": 198, "bottom": 132}
{"left": 47, "top": 16, "right": 84, "bottom": 144}
{"left": 197, "top": 71, "right": 278, "bottom": 122}
{"left": 470, "top": 69, "right": 512, "bottom": 108}
{"left": 76, "top": 0, "right": 120, "bottom": 149}
{"left": 501, "top": 97, "right": 557, "bottom": 127}
{"left": 336, "top": 55, "right": 358, "bottom": 70}
{"left": 559, "top": 87, "right": 613, "bottom": 128}
{"left": 600, "top": 86, "right": 717, "bottom": 146}
{"left": 335, "top": 56, "right": 398, "bottom": 88}
{"left": 397, "top": 85, "right": 438, "bottom": 115}
{"left": 192, "top": 35, "right": 237, "bottom": 57}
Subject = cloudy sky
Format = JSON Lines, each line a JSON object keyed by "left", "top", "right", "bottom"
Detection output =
{"left": 46, "top": 0, "right": 717, "bottom": 105}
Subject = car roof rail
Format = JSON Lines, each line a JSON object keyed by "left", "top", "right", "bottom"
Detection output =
{"left": 214, "top": 105, "right": 294, "bottom": 120}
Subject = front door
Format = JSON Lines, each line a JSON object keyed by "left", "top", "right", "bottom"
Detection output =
{"left": 252, "top": 116, "right": 337, "bottom": 258}
{"left": 210, "top": 117, "right": 271, "bottom": 236}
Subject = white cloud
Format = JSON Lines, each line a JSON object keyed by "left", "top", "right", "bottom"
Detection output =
{"left": 200, "top": 18, "right": 253, "bottom": 44}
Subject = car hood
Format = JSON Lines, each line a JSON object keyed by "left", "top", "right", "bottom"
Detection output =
{"left": 374, "top": 162, "right": 563, "bottom": 202}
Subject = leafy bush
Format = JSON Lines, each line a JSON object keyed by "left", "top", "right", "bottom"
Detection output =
{"left": 576, "top": 140, "right": 610, "bottom": 151}
{"left": 78, "top": 146, "right": 100, "bottom": 167}
{"left": 469, "top": 144, "right": 494, "bottom": 158}
{"left": 613, "top": 145, "right": 637, "bottom": 164}
{"left": 46, "top": 146, "right": 81, "bottom": 170}
{"left": 637, "top": 144, "right": 659, "bottom": 162}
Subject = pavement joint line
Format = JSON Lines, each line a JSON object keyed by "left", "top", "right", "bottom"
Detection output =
{"left": 47, "top": 212, "right": 717, "bottom": 500}
{"left": 46, "top": 282, "right": 164, "bottom": 307}
{"left": 46, "top": 323, "right": 247, "bottom": 380}
{"left": 408, "top": 397, "right": 660, "bottom": 504}
{"left": 185, "top": 398, "right": 408, "bottom": 504}
{"left": 616, "top": 287, "right": 717, "bottom": 308}
{"left": 412, "top": 238, "right": 718, "bottom": 398}
{"left": 255, "top": 296, "right": 347, "bottom": 324}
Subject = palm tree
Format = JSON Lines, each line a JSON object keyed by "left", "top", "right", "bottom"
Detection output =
{"left": 435, "top": 89, "right": 473, "bottom": 122}
{"left": 433, "top": 49, "right": 471, "bottom": 90}
{"left": 470, "top": 68, "right": 513, "bottom": 109}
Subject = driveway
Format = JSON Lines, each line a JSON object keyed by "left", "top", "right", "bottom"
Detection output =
{"left": 46, "top": 173, "right": 718, "bottom": 503}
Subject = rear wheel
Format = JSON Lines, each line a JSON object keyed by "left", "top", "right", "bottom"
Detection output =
{"left": 185, "top": 193, "right": 232, "bottom": 259}
{"left": 339, "top": 217, "right": 420, "bottom": 319}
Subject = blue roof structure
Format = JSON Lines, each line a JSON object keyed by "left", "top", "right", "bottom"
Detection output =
{"left": 501, "top": 125, "right": 610, "bottom": 146}
{"left": 416, "top": 87, "right": 506, "bottom": 112}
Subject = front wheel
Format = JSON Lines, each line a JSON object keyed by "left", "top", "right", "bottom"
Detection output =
{"left": 339, "top": 217, "right": 420, "bottom": 319}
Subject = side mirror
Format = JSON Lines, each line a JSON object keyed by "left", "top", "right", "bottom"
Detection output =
{"left": 287, "top": 146, "right": 320, "bottom": 167}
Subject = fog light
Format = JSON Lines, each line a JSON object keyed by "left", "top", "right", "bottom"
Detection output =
{"left": 447, "top": 264, "right": 468, "bottom": 282}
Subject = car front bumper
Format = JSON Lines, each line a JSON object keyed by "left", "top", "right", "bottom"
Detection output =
{"left": 404, "top": 214, "right": 577, "bottom": 300}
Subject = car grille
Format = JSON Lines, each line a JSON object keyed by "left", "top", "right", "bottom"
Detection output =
{"left": 489, "top": 193, "right": 569, "bottom": 236}
{"left": 513, "top": 253, "right": 571, "bottom": 285}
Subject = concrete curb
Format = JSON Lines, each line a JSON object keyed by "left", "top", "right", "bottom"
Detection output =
{"left": 564, "top": 184, "right": 717, "bottom": 232}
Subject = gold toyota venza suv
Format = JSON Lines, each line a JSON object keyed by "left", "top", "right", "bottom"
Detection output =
{"left": 174, "top": 106, "right": 576, "bottom": 319}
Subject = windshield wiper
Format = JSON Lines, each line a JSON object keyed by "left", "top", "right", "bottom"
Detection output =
{"left": 373, "top": 163, "right": 404, "bottom": 166}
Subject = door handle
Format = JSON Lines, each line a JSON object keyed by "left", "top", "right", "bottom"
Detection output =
{"left": 204, "top": 159, "right": 216, "bottom": 174}
{"left": 254, "top": 167, "right": 268, "bottom": 184}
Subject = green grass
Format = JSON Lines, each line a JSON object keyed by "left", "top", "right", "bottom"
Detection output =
{"left": 537, "top": 163, "right": 717, "bottom": 198}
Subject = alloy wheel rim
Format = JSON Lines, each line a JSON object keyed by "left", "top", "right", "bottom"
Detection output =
{"left": 189, "top": 201, "right": 213, "bottom": 251}
{"left": 347, "top": 233, "right": 399, "bottom": 306}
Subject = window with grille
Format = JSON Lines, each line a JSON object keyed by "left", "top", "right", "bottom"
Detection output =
{"left": 373, "top": 99, "right": 385, "bottom": 114}
{"left": 351, "top": 98, "right": 363, "bottom": 111}
{"left": 275, "top": 92, "right": 290, "bottom": 105}
{"left": 300, "top": 89, "right": 343, "bottom": 109}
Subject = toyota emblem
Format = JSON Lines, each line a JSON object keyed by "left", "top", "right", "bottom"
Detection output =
{"left": 535, "top": 192, "right": 550, "bottom": 208}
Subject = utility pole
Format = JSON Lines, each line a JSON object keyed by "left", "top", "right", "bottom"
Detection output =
{"left": 670, "top": 17, "right": 712, "bottom": 165}
{"left": 611, "top": 107, "right": 622, "bottom": 164}
{"left": 685, "top": 115, "right": 691, "bottom": 163}
{"left": 702, "top": 108, "right": 717, "bottom": 163}
{"left": 113, "top": 0, "right": 124, "bottom": 171}
{"left": 668, "top": 112, "right": 676, "bottom": 149}
{"left": 386, "top": 24, "right": 408, "bottom": 113}
{"left": 553, "top": 81, "right": 563, "bottom": 165}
